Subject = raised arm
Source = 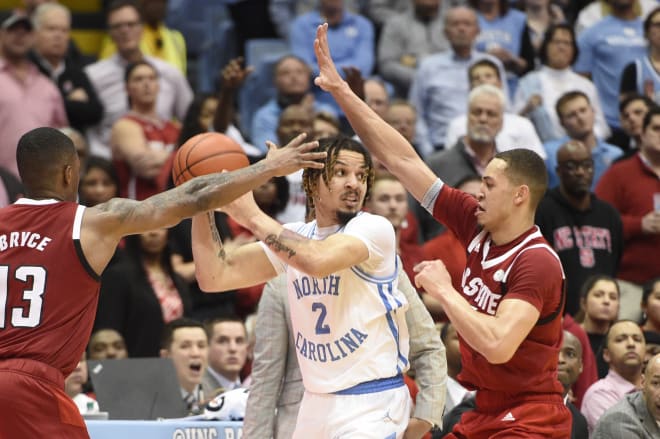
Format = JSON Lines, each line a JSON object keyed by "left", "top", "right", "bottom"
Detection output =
{"left": 80, "top": 134, "right": 325, "bottom": 275}
{"left": 313, "top": 23, "right": 437, "bottom": 202}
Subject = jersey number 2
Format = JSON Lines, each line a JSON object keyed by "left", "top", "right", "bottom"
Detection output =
{"left": 0, "top": 265, "right": 46, "bottom": 329}
{"left": 312, "top": 302, "right": 331, "bottom": 334}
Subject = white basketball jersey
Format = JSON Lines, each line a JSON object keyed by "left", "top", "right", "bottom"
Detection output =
{"left": 262, "top": 212, "right": 410, "bottom": 393}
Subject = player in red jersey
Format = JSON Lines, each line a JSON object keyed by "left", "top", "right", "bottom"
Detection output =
{"left": 313, "top": 23, "right": 571, "bottom": 437}
{"left": 0, "top": 127, "right": 323, "bottom": 438}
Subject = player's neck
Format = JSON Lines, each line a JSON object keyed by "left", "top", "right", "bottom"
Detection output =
{"left": 488, "top": 216, "right": 535, "bottom": 247}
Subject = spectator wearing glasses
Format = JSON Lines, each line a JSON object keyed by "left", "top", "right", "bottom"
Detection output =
{"left": 543, "top": 91, "right": 622, "bottom": 190}
{"left": 535, "top": 140, "right": 623, "bottom": 318}
{"left": 84, "top": 0, "right": 192, "bottom": 160}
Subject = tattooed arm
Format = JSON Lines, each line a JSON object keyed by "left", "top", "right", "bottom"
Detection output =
{"left": 222, "top": 192, "right": 370, "bottom": 278}
{"left": 191, "top": 212, "right": 277, "bottom": 292}
{"left": 79, "top": 133, "right": 324, "bottom": 276}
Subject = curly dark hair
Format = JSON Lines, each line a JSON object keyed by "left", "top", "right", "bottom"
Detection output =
{"left": 302, "top": 136, "right": 374, "bottom": 220}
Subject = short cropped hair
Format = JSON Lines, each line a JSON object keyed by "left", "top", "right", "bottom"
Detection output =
{"left": 492, "top": 149, "right": 547, "bottom": 210}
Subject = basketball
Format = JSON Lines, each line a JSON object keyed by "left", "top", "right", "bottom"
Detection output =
{"left": 172, "top": 132, "right": 249, "bottom": 186}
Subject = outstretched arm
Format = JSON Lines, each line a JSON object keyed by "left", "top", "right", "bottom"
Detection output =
{"left": 313, "top": 23, "right": 437, "bottom": 203}
{"left": 81, "top": 134, "right": 325, "bottom": 275}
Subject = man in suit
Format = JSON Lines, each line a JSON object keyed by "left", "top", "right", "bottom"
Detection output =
{"left": 201, "top": 318, "right": 249, "bottom": 398}
{"left": 592, "top": 353, "right": 660, "bottom": 438}
{"left": 243, "top": 265, "right": 446, "bottom": 439}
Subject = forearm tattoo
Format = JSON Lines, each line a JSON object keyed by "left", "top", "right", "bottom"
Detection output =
{"left": 264, "top": 234, "right": 296, "bottom": 259}
{"left": 207, "top": 211, "right": 226, "bottom": 260}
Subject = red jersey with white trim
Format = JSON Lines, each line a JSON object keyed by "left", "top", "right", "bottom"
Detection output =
{"left": 0, "top": 199, "right": 100, "bottom": 377}
{"left": 114, "top": 114, "right": 179, "bottom": 200}
{"left": 431, "top": 184, "right": 564, "bottom": 396}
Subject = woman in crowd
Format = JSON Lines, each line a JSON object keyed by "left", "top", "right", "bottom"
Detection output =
{"left": 95, "top": 228, "right": 191, "bottom": 357}
{"left": 579, "top": 275, "right": 621, "bottom": 378}
{"left": 513, "top": 23, "right": 609, "bottom": 142}
{"left": 111, "top": 61, "right": 180, "bottom": 200}
{"left": 78, "top": 156, "right": 119, "bottom": 207}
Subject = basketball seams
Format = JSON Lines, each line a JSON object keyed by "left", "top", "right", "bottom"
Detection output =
{"left": 172, "top": 133, "right": 248, "bottom": 185}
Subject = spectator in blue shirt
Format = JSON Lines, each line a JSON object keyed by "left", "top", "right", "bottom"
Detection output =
{"left": 544, "top": 91, "right": 623, "bottom": 190}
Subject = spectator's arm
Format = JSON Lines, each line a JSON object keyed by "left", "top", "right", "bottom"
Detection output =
{"left": 377, "top": 18, "right": 416, "bottom": 91}
{"left": 269, "top": 0, "right": 295, "bottom": 39}
{"left": 111, "top": 118, "right": 171, "bottom": 178}
{"left": 213, "top": 57, "right": 254, "bottom": 134}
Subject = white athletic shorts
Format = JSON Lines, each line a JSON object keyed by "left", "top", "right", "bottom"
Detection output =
{"left": 292, "top": 375, "right": 412, "bottom": 439}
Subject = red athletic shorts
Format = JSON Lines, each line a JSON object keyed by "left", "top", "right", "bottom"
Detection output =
{"left": 445, "top": 392, "right": 572, "bottom": 438}
{"left": 0, "top": 358, "right": 89, "bottom": 439}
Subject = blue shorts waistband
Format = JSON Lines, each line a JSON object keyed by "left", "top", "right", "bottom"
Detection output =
{"left": 333, "top": 374, "right": 404, "bottom": 395}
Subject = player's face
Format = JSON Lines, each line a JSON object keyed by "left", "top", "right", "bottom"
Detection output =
{"left": 88, "top": 329, "right": 128, "bottom": 360}
{"left": 139, "top": 228, "right": 168, "bottom": 256}
{"left": 557, "top": 333, "right": 583, "bottom": 390}
{"left": 367, "top": 179, "right": 408, "bottom": 229}
{"left": 475, "top": 159, "right": 516, "bottom": 232}
{"left": 315, "top": 150, "right": 369, "bottom": 227}
{"left": 582, "top": 279, "right": 620, "bottom": 323}
{"left": 604, "top": 321, "right": 645, "bottom": 373}
{"left": 620, "top": 99, "right": 649, "bottom": 138}
{"left": 126, "top": 64, "right": 159, "bottom": 107}
{"left": 208, "top": 322, "right": 248, "bottom": 378}
{"left": 545, "top": 28, "right": 574, "bottom": 70}
{"left": 165, "top": 327, "right": 208, "bottom": 392}
{"left": 467, "top": 93, "right": 503, "bottom": 144}
{"left": 108, "top": 6, "right": 142, "bottom": 53}
{"left": 644, "top": 356, "right": 660, "bottom": 422}
{"left": 386, "top": 105, "right": 416, "bottom": 143}
{"left": 80, "top": 167, "right": 118, "bottom": 207}
{"left": 559, "top": 97, "right": 595, "bottom": 140}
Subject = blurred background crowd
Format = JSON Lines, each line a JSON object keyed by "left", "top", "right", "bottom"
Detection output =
{"left": 0, "top": 0, "right": 659, "bottom": 436}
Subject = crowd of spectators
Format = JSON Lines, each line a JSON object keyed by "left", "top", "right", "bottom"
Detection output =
{"left": 1, "top": 0, "right": 660, "bottom": 434}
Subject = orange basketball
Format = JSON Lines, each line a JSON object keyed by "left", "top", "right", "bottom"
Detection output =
{"left": 172, "top": 132, "right": 249, "bottom": 186}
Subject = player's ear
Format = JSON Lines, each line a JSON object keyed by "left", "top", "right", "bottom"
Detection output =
{"left": 513, "top": 185, "right": 529, "bottom": 205}
{"left": 64, "top": 164, "right": 74, "bottom": 186}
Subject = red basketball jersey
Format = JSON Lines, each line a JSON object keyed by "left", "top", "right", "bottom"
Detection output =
{"left": 0, "top": 199, "right": 100, "bottom": 377}
{"left": 114, "top": 114, "right": 179, "bottom": 200}
{"left": 432, "top": 185, "right": 565, "bottom": 397}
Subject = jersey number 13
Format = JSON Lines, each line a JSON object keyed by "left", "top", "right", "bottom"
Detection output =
{"left": 0, "top": 265, "right": 46, "bottom": 329}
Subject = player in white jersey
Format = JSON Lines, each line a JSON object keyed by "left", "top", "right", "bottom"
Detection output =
{"left": 191, "top": 135, "right": 412, "bottom": 438}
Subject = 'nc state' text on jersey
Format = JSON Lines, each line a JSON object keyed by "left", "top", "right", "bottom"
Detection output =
{"left": 293, "top": 275, "right": 341, "bottom": 300}
{"left": 553, "top": 226, "right": 612, "bottom": 253}
{"left": 461, "top": 268, "right": 502, "bottom": 315}
{"left": 0, "top": 231, "right": 52, "bottom": 252}
{"left": 295, "top": 328, "right": 368, "bottom": 363}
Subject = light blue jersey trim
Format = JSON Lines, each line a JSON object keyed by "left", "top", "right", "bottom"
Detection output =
{"left": 333, "top": 374, "right": 404, "bottom": 395}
